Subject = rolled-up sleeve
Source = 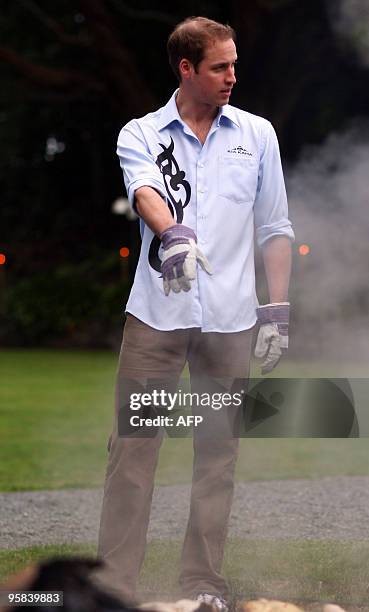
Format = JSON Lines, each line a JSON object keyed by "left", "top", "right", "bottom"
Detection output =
{"left": 117, "top": 120, "right": 167, "bottom": 208}
{"left": 254, "top": 121, "right": 295, "bottom": 247}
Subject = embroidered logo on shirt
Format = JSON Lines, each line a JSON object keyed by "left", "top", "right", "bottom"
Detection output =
{"left": 148, "top": 137, "right": 191, "bottom": 273}
{"left": 227, "top": 145, "right": 253, "bottom": 156}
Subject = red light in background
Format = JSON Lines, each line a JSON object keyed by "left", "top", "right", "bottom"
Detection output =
{"left": 0, "top": 254, "right": 6, "bottom": 265}
{"left": 120, "top": 247, "right": 130, "bottom": 258}
{"left": 299, "top": 244, "right": 310, "bottom": 256}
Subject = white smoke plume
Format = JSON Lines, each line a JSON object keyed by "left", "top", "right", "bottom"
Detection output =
{"left": 285, "top": 120, "right": 369, "bottom": 362}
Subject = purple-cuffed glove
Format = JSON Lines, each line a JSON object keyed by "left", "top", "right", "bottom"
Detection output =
{"left": 160, "top": 224, "right": 212, "bottom": 296}
{"left": 254, "top": 302, "right": 290, "bottom": 374}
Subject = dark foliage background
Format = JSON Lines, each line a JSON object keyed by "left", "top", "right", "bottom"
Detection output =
{"left": 1, "top": 0, "right": 368, "bottom": 346}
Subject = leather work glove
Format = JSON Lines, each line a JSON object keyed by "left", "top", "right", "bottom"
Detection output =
{"left": 254, "top": 302, "right": 290, "bottom": 375}
{"left": 160, "top": 224, "right": 212, "bottom": 296}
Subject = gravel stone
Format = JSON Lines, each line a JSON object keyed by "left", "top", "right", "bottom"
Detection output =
{"left": 1, "top": 476, "right": 369, "bottom": 550}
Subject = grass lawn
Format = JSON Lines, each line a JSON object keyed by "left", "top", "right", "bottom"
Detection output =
{"left": 1, "top": 350, "right": 369, "bottom": 491}
{"left": 1, "top": 539, "right": 369, "bottom": 608}
{"left": 1, "top": 351, "right": 369, "bottom": 609}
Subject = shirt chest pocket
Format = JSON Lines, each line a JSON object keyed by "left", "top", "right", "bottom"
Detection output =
{"left": 218, "top": 155, "right": 258, "bottom": 205}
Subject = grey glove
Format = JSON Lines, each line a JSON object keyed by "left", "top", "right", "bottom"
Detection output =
{"left": 254, "top": 302, "right": 290, "bottom": 374}
{"left": 160, "top": 224, "right": 212, "bottom": 296}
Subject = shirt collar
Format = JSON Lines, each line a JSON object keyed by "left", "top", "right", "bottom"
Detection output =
{"left": 217, "top": 104, "right": 239, "bottom": 127}
{"left": 158, "top": 90, "right": 240, "bottom": 131}
{"left": 157, "top": 90, "right": 183, "bottom": 131}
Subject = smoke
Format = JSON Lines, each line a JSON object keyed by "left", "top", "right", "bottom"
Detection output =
{"left": 326, "top": 0, "right": 369, "bottom": 67}
{"left": 285, "top": 121, "right": 369, "bottom": 361}
{"left": 274, "top": 0, "right": 369, "bottom": 364}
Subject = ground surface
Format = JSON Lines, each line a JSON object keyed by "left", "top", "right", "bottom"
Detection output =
{"left": 1, "top": 476, "right": 369, "bottom": 549}
{"left": 2, "top": 351, "right": 369, "bottom": 608}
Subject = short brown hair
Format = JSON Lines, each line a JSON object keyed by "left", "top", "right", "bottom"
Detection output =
{"left": 167, "top": 16, "right": 236, "bottom": 81}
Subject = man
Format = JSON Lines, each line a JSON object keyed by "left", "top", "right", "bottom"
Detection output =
{"left": 97, "top": 16, "right": 294, "bottom": 611}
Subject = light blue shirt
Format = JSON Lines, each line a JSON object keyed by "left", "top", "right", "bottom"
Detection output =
{"left": 117, "top": 90, "right": 294, "bottom": 332}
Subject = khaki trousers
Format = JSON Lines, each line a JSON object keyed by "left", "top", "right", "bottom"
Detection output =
{"left": 97, "top": 314, "right": 254, "bottom": 601}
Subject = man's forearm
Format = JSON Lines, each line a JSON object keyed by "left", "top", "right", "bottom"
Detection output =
{"left": 135, "top": 186, "right": 175, "bottom": 236}
{"left": 262, "top": 236, "right": 292, "bottom": 303}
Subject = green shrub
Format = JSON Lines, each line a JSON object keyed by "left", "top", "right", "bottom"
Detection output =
{"left": 1, "top": 256, "right": 130, "bottom": 345}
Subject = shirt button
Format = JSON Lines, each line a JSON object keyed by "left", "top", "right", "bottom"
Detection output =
{"left": 198, "top": 163, "right": 204, "bottom": 168}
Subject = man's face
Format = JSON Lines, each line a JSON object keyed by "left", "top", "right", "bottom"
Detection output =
{"left": 185, "top": 38, "right": 237, "bottom": 107}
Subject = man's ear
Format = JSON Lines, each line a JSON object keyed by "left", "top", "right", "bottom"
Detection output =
{"left": 178, "top": 58, "right": 193, "bottom": 80}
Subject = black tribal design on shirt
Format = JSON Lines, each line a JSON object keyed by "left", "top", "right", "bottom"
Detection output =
{"left": 148, "top": 137, "right": 191, "bottom": 272}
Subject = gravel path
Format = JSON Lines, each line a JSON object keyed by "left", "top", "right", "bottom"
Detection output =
{"left": 1, "top": 476, "right": 369, "bottom": 550}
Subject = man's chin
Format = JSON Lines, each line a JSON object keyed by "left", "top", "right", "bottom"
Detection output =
{"left": 219, "top": 93, "right": 231, "bottom": 105}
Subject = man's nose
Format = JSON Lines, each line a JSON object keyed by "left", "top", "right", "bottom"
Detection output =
{"left": 225, "top": 67, "right": 236, "bottom": 84}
